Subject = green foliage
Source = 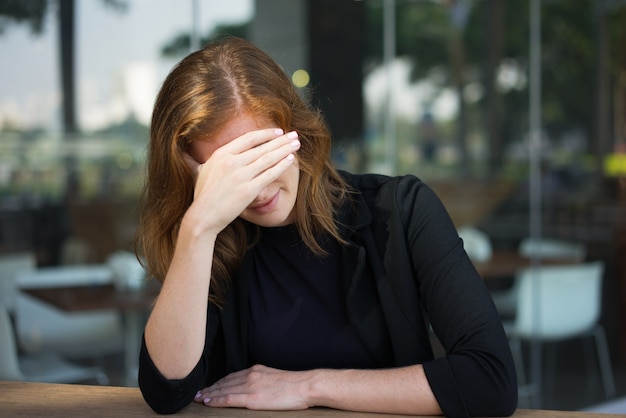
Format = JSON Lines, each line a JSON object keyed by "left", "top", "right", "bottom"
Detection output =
{"left": 161, "top": 22, "right": 250, "bottom": 58}
{"left": 0, "top": 0, "right": 48, "bottom": 34}
{"left": 378, "top": 1, "right": 622, "bottom": 143}
{"left": 0, "top": 0, "right": 127, "bottom": 35}
{"left": 365, "top": 1, "right": 450, "bottom": 79}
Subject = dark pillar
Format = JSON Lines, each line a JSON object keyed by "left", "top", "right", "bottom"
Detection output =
{"left": 59, "top": 0, "right": 77, "bottom": 136}
{"left": 307, "top": 0, "right": 365, "bottom": 152}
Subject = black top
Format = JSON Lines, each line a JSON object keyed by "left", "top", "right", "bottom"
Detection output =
{"left": 248, "top": 225, "right": 380, "bottom": 370}
{"left": 138, "top": 172, "right": 518, "bottom": 418}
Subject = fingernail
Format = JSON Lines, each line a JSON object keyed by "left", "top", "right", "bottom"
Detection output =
{"left": 291, "top": 140, "right": 301, "bottom": 148}
{"left": 274, "top": 128, "right": 284, "bottom": 136}
{"left": 195, "top": 391, "right": 202, "bottom": 399}
{"left": 203, "top": 398, "right": 212, "bottom": 405}
{"left": 287, "top": 131, "right": 298, "bottom": 139}
{"left": 286, "top": 154, "right": 295, "bottom": 161}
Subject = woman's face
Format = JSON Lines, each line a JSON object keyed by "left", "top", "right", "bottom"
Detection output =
{"left": 189, "top": 113, "right": 300, "bottom": 227}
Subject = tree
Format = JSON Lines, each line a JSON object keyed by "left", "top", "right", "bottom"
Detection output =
{"left": 366, "top": 0, "right": 626, "bottom": 177}
{"left": 0, "top": 0, "right": 127, "bottom": 135}
{"left": 0, "top": 0, "right": 48, "bottom": 34}
{"left": 1, "top": 0, "right": 127, "bottom": 199}
{"left": 160, "top": 22, "right": 249, "bottom": 58}
{"left": 366, "top": 0, "right": 474, "bottom": 176}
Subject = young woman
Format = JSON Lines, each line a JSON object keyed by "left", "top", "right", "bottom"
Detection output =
{"left": 136, "top": 36, "right": 517, "bottom": 417}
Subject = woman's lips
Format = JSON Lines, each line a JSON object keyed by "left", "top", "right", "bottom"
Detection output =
{"left": 248, "top": 191, "right": 279, "bottom": 213}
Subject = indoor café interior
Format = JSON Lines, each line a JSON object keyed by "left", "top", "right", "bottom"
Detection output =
{"left": 1, "top": 0, "right": 626, "bottom": 416}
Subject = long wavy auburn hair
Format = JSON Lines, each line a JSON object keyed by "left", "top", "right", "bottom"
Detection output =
{"left": 136, "top": 37, "right": 349, "bottom": 306}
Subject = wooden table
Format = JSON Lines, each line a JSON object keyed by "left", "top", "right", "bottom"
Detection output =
{"left": 0, "top": 381, "right": 617, "bottom": 418}
{"left": 20, "top": 279, "right": 160, "bottom": 387}
{"left": 473, "top": 251, "right": 582, "bottom": 279}
{"left": 22, "top": 282, "right": 159, "bottom": 313}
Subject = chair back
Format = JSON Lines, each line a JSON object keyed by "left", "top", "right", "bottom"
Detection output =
{"left": 0, "top": 304, "right": 24, "bottom": 381}
{"left": 107, "top": 251, "right": 147, "bottom": 291}
{"left": 514, "top": 261, "right": 603, "bottom": 340}
{"left": 458, "top": 226, "right": 492, "bottom": 262}
{"left": 518, "top": 237, "right": 585, "bottom": 261}
{"left": 0, "top": 253, "right": 36, "bottom": 314}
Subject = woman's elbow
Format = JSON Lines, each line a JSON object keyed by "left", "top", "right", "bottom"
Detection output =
{"left": 476, "top": 374, "right": 518, "bottom": 417}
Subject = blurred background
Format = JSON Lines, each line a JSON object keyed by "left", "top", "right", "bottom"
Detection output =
{"left": 0, "top": 0, "right": 625, "bottom": 413}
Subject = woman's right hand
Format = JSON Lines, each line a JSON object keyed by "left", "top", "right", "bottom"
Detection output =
{"left": 182, "top": 128, "right": 300, "bottom": 236}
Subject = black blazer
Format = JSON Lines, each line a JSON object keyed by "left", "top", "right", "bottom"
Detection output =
{"left": 139, "top": 172, "right": 518, "bottom": 418}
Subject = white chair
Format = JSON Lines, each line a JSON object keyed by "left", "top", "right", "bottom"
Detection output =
{"left": 16, "top": 294, "right": 125, "bottom": 360}
{"left": 458, "top": 226, "right": 492, "bottom": 263}
{"left": 0, "top": 252, "right": 36, "bottom": 318}
{"left": 10, "top": 260, "right": 124, "bottom": 361}
{"left": 518, "top": 237, "right": 586, "bottom": 261}
{"left": 0, "top": 304, "right": 109, "bottom": 385}
{"left": 491, "top": 237, "right": 585, "bottom": 317}
{"left": 505, "top": 261, "right": 616, "bottom": 406}
{"left": 107, "top": 251, "right": 147, "bottom": 291}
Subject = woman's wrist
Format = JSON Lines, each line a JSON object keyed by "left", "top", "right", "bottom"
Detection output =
{"left": 302, "top": 368, "right": 343, "bottom": 409}
{"left": 179, "top": 209, "right": 220, "bottom": 243}
{"left": 300, "top": 366, "right": 442, "bottom": 416}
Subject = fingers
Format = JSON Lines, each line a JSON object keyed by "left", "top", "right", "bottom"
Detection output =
{"left": 192, "top": 366, "right": 310, "bottom": 410}
{"left": 224, "top": 128, "right": 287, "bottom": 155}
{"left": 211, "top": 130, "right": 300, "bottom": 192}
{"left": 194, "top": 366, "right": 265, "bottom": 399}
{"left": 193, "top": 367, "right": 262, "bottom": 407}
{"left": 191, "top": 127, "right": 299, "bottom": 186}
{"left": 245, "top": 133, "right": 300, "bottom": 183}
{"left": 224, "top": 130, "right": 300, "bottom": 174}
{"left": 193, "top": 379, "right": 247, "bottom": 407}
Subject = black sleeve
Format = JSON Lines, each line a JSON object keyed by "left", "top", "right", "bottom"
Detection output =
{"left": 138, "top": 303, "right": 224, "bottom": 414}
{"left": 396, "top": 176, "right": 518, "bottom": 417}
{"left": 137, "top": 335, "right": 207, "bottom": 414}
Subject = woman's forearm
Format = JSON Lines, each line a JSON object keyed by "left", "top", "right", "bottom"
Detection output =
{"left": 144, "top": 217, "right": 217, "bottom": 379}
{"left": 305, "top": 365, "right": 442, "bottom": 416}
{"left": 199, "top": 363, "right": 442, "bottom": 415}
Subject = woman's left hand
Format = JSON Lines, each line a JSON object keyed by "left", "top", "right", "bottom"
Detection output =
{"left": 193, "top": 364, "right": 313, "bottom": 410}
